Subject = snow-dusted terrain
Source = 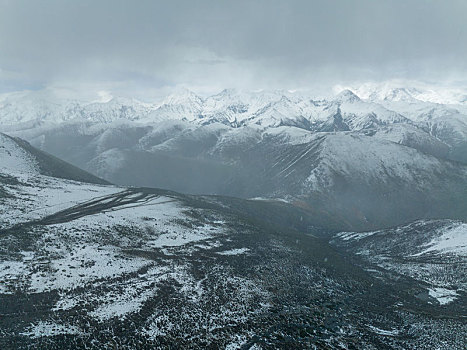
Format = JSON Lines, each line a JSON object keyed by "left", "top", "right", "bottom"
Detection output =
{"left": 0, "top": 83, "right": 466, "bottom": 348}
{"left": 332, "top": 220, "right": 466, "bottom": 308}
{"left": 0, "top": 133, "right": 275, "bottom": 347}
{"left": 1, "top": 129, "right": 465, "bottom": 349}
{"left": 2, "top": 85, "right": 466, "bottom": 230}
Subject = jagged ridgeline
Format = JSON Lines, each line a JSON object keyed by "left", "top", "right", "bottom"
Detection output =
{"left": 4, "top": 88, "right": 467, "bottom": 230}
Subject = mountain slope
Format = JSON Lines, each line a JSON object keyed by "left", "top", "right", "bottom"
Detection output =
{"left": 2, "top": 87, "right": 466, "bottom": 165}
{"left": 1, "top": 133, "right": 110, "bottom": 185}
{"left": 331, "top": 219, "right": 466, "bottom": 311}
{"left": 10, "top": 119, "right": 467, "bottom": 231}
{"left": 0, "top": 136, "right": 465, "bottom": 349}
{"left": 2, "top": 87, "right": 467, "bottom": 232}
{"left": 238, "top": 131, "right": 467, "bottom": 229}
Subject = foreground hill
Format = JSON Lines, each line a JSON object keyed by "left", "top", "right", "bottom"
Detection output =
{"left": 0, "top": 130, "right": 465, "bottom": 349}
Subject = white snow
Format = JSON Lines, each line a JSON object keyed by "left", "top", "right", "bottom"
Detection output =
{"left": 225, "top": 335, "right": 249, "bottom": 350}
{"left": 89, "top": 287, "right": 154, "bottom": 321}
{"left": 339, "top": 80, "right": 467, "bottom": 106}
{"left": 368, "top": 325, "right": 400, "bottom": 336}
{"left": 250, "top": 196, "right": 291, "bottom": 203}
{"left": 20, "top": 321, "right": 82, "bottom": 338}
{"left": 305, "top": 133, "right": 452, "bottom": 191}
{"left": 29, "top": 244, "right": 149, "bottom": 292}
{"left": 142, "top": 314, "right": 174, "bottom": 338}
{"left": 415, "top": 223, "right": 467, "bottom": 256}
{"left": 0, "top": 133, "right": 38, "bottom": 174}
{"left": 0, "top": 132, "right": 228, "bottom": 298}
{"left": 336, "top": 231, "right": 378, "bottom": 241}
{"left": 50, "top": 194, "right": 225, "bottom": 248}
{"left": 428, "top": 287, "right": 459, "bottom": 305}
{"left": 217, "top": 248, "right": 250, "bottom": 256}
{"left": 0, "top": 259, "right": 31, "bottom": 293}
{"left": 0, "top": 175, "right": 122, "bottom": 227}
{"left": 1, "top": 84, "right": 466, "bottom": 140}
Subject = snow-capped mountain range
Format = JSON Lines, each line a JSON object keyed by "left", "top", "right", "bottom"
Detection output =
{"left": 2, "top": 85, "right": 466, "bottom": 161}
{"left": 1, "top": 84, "right": 467, "bottom": 230}
{"left": 1, "top": 85, "right": 466, "bottom": 161}
{"left": 1, "top": 84, "right": 466, "bottom": 128}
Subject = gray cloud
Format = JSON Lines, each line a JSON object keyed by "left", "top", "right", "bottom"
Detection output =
{"left": 0, "top": 0, "right": 466, "bottom": 96}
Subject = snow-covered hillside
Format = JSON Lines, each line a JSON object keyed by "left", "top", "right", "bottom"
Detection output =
{"left": 1, "top": 130, "right": 465, "bottom": 349}
{"left": 0, "top": 133, "right": 38, "bottom": 174}
{"left": 1, "top": 84, "right": 467, "bottom": 230}
{"left": 332, "top": 220, "right": 466, "bottom": 307}
{"left": 5, "top": 117, "right": 467, "bottom": 231}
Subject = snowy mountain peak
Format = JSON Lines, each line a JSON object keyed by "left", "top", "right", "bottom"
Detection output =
{"left": 216, "top": 88, "right": 239, "bottom": 97}
{"left": 161, "top": 88, "right": 204, "bottom": 106}
{"left": 335, "top": 89, "right": 361, "bottom": 103}
{"left": 349, "top": 81, "right": 467, "bottom": 105}
{"left": 1, "top": 86, "right": 466, "bottom": 144}
{"left": 368, "top": 87, "right": 418, "bottom": 102}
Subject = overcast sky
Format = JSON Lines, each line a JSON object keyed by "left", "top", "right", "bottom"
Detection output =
{"left": 0, "top": 0, "right": 466, "bottom": 98}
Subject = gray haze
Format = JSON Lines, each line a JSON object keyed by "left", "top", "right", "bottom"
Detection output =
{"left": 1, "top": 0, "right": 466, "bottom": 97}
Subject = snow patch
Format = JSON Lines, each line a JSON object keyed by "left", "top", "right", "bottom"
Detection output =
{"left": 29, "top": 244, "right": 149, "bottom": 292}
{"left": 415, "top": 223, "right": 467, "bottom": 256}
{"left": 336, "top": 231, "right": 378, "bottom": 241}
{"left": 428, "top": 287, "right": 459, "bottom": 305}
{"left": 217, "top": 248, "right": 250, "bottom": 256}
{"left": 20, "top": 321, "right": 82, "bottom": 338}
{"left": 368, "top": 325, "right": 399, "bottom": 336}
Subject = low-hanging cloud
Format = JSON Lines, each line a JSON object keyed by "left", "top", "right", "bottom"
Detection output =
{"left": 0, "top": 0, "right": 466, "bottom": 96}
